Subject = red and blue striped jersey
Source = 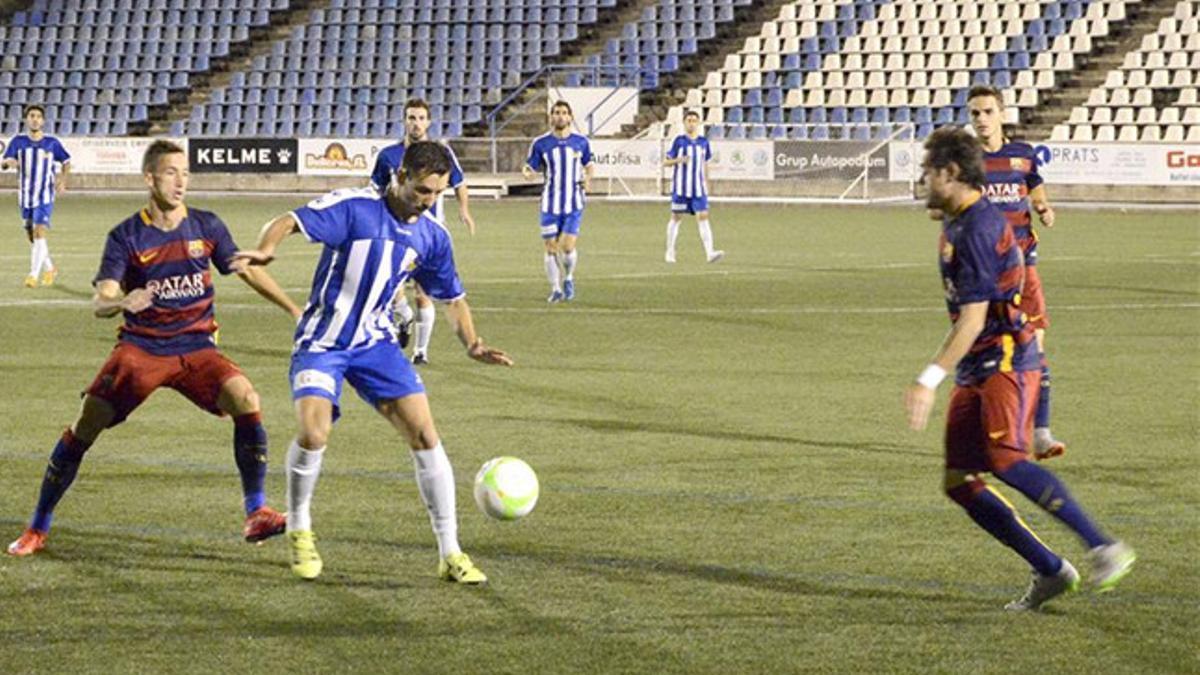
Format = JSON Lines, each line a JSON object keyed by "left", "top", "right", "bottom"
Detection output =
{"left": 938, "top": 195, "right": 1039, "bottom": 385}
{"left": 94, "top": 207, "right": 239, "bottom": 356}
{"left": 981, "top": 141, "right": 1044, "bottom": 265}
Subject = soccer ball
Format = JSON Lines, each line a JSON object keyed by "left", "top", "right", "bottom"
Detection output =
{"left": 473, "top": 457, "right": 539, "bottom": 520}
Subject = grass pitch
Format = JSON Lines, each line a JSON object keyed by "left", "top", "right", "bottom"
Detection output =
{"left": 0, "top": 193, "right": 1197, "bottom": 674}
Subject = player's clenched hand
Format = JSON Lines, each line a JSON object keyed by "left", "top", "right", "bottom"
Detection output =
{"left": 1034, "top": 203, "right": 1055, "bottom": 228}
{"left": 904, "top": 383, "right": 935, "bottom": 431}
{"left": 121, "top": 288, "right": 154, "bottom": 314}
{"left": 229, "top": 249, "right": 275, "bottom": 272}
{"left": 927, "top": 208, "right": 945, "bottom": 220}
{"left": 468, "top": 339, "right": 513, "bottom": 366}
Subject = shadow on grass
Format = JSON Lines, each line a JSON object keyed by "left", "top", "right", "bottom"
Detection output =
{"left": 46, "top": 283, "right": 94, "bottom": 300}
{"left": 490, "top": 414, "right": 933, "bottom": 458}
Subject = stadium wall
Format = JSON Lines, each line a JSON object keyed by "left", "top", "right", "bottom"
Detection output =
{"left": 0, "top": 137, "right": 1197, "bottom": 202}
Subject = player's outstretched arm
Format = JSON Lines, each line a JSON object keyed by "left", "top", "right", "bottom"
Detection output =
{"left": 443, "top": 297, "right": 513, "bottom": 366}
{"left": 231, "top": 214, "right": 300, "bottom": 269}
{"left": 93, "top": 279, "right": 152, "bottom": 318}
{"left": 904, "top": 301, "right": 987, "bottom": 430}
{"left": 237, "top": 266, "right": 302, "bottom": 319}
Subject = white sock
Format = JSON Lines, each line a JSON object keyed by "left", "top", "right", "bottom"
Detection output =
{"left": 544, "top": 253, "right": 562, "bottom": 292}
{"left": 30, "top": 238, "right": 46, "bottom": 277}
{"left": 392, "top": 293, "right": 414, "bottom": 325}
{"left": 39, "top": 240, "right": 53, "bottom": 274}
{"left": 698, "top": 219, "right": 715, "bottom": 256}
{"left": 286, "top": 440, "right": 325, "bottom": 532}
{"left": 415, "top": 304, "right": 435, "bottom": 354}
{"left": 412, "top": 443, "right": 461, "bottom": 558}
{"left": 562, "top": 249, "right": 578, "bottom": 281}
{"left": 700, "top": 218, "right": 715, "bottom": 254}
{"left": 665, "top": 219, "right": 680, "bottom": 255}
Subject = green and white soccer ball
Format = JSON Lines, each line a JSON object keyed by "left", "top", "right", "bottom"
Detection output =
{"left": 473, "top": 457, "right": 539, "bottom": 520}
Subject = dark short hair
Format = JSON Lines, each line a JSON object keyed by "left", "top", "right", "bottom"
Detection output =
{"left": 684, "top": 109, "right": 700, "bottom": 120}
{"left": 142, "top": 139, "right": 186, "bottom": 174}
{"left": 404, "top": 98, "right": 431, "bottom": 116}
{"left": 966, "top": 85, "right": 1004, "bottom": 108}
{"left": 551, "top": 100, "right": 573, "bottom": 116}
{"left": 400, "top": 140, "right": 452, "bottom": 179}
{"left": 23, "top": 104, "right": 45, "bottom": 118}
{"left": 923, "top": 126, "right": 986, "bottom": 190}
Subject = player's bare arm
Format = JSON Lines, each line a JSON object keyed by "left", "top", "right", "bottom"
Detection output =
{"left": 904, "top": 301, "right": 987, "bottom": 430}
{"left": 232, "top": 214, "right": 301, "bottom": 267}
{"left": 92, "top": 279, "right": 153, "bottom": 318}
{"left": 1029, "top": 185, "right": 1055, "bottom": 228}
{"left": 237, "top": 266, "right": 302, "bottom": 319}
{"left": 455, "top": 184, "right": 476, "bottom": 236}
{"left": 661, "top": 155, "right": 690, "bottom": 167}
{"left": 582, "top": 162, "right": 593, "bottom": 193}
{"left": 56, "top": 161, "right": 70, "bottom": 195}
{"left": 442, "top": 297, "right": 513, "bottom": 366}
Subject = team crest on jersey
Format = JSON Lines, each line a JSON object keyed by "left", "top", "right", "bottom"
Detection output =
{"left": 941, "top": 240, "right": 955, "bottom": 263}
{"left": 1010, "top": 158, "right": 1029, "bottom": 171}
{"left": 187, "top": 239, "right": 206, "bottom": 258}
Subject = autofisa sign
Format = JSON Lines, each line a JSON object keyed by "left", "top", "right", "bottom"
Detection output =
{"left": 190, "top": 138, "right": 298, "bottom": 173}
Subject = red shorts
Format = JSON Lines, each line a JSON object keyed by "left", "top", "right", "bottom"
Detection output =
{"left": 944, "top": 370, "right": 1040, "bottom": 473}
{"left": 1020, "top": 265, "right": 1049, "bottom": 330}
{"left": 85, "top": 342, "right": 244, "bottom": 427}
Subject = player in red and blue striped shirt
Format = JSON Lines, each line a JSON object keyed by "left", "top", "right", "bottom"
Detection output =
{"left": 905, "top": 127, "right": 1134, "bottom": 611}
{"left": 967, "top": 86, "right": 1064, "bottom": 459}
{"left": 7, "top": 140, "right": 302, "bottom": 557}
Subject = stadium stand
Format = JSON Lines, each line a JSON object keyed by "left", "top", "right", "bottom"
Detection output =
{"left": 0, "top": 0, "right": 289, "bottom": 137}
{"left": 0, "top": 0, "right": 1196, "bottom": 142}
{"left": 1053, "top": 0, "right": 1200, "bottom": 142}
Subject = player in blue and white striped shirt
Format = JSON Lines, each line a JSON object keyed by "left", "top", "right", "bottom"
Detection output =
{"left": 370, "top": 98, "right": 477, "bottom": 365}
{"left": 235, "top": 142, "right": 511, "bottom": 585}
{"left": 2, "top": 105, "right": 71, "bottom": 287}
{"left": 522, "top": 101, "right": 594, "bottom": 303}
{"left": 661, "top": 110, "right": 722, "bottom": 264}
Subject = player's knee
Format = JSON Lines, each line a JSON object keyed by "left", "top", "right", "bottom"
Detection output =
{"left": 32, "top": 225, "right": 48, "bottom": 239}
{"left": 297, "top": 426, "right": 329, "bottom": 450}
{"left": 73, "top": 396, "right": 116, "bottom": 442}
{"left": 943, "top": 471, "right": 984, "bottom": 507}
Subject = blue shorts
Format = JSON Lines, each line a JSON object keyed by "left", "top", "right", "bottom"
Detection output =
{"left": 671, "top": 196, "right": 709, "bottom": 215}
{"left": 21, "top": 204, "right": 53, "bottom": 228}
{"left": 540, "top": 211, "right": 583, "bottom": 239}
{"left": 290, "top": 341, "right": 425, "bottom": 421}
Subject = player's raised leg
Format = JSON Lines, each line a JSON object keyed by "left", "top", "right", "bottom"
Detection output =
{"left": 216, "top": 374, "right": 286, "bottom": 543}
{"left": 376, "top": 394, "right": 486, "bottom": 584}
{"left": 542, "top": 224, "right": 564, "bottom": 303}
{"left": 560, "top": 230, "right": 579, "bottom": 301}
{"left": 7, "top": 395, "right": 113, "bottom": 556}
{"left": 286, "top": 395, "right": 330, "bottom": 580}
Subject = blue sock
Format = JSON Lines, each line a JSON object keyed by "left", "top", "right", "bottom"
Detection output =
{"left": 30, "top": 430, "right": 92, "bottom": 532}
{"left": 1035, "top": 362, "right": 1051, "bottom": 428}
{"left": 948, "top": 482, "right": 1062, "bottom": 576}
{"left": 997, "top": 460, "right": 1111, "bottom": 549}
{"left": 234, "top": 413, "right": 268, "bottom": 515}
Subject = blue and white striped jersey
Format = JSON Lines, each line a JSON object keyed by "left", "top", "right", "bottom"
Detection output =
{"left": 290, "top": 187, "right": 465, "bottom": 354}
{"left": 667, "top": 134, "right": 711, "bottom": 199}
{"left": 3, "top": 134, "right": 70, "bottom": 209}
{"left": 526, "top": 132, "right": 593, "bottom": 215}
{"left": 368, "top": 139, "right": 465, "bottom": 220}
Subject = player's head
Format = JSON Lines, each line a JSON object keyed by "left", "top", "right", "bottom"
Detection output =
{"left": 921, "top": 126, "right": 985, "bottom": 209}
{"left": 23, "top": 105, "right": 45, "bottom": 133}
{"left": 550, "top": 100, "right": 573, "bottom": 131}
{"left": 966, "top": 86, "right": 1005, "bottom": 144}
{"left": 684, "top": 109, "right": 701, "bottom": 135}
{"left": 404, "top": 98, "right": 431, "bottom": 142}
{"left": 142, "top": 139, "right": 189, "bottom": 209}
{"left": 391, "top": 140, "right": 452, "bottom": 215}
